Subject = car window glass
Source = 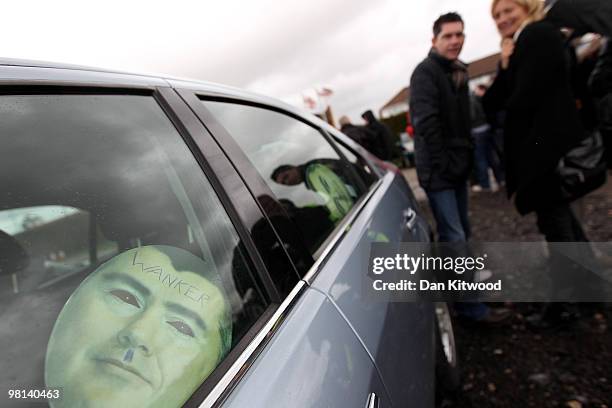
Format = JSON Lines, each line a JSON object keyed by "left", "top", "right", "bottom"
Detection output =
{"left": 201, "top": 101, "right": 365, "bottom": 254}
{"left": 0, "top": 94, "right": 269, "bottom": 408}
{"left": 333, "top": 140, "right": 378, "bottom": 188}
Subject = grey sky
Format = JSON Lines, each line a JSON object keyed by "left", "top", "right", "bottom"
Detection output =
{"left": 0, "top": 0, "right": 501, "bottom": 122}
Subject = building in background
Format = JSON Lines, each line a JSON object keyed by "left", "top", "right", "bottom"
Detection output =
{"left": 467, "top": 53, "right": 501, "bottom": 88}
{"left": 380, "top": 87, "right": 410, "bottom": 119}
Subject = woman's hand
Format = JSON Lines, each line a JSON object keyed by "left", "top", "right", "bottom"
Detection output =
{"left": 500, "top": 38, "right": 515, "bottom": 70}
{"left": 575, "top": 34, "right": 603, "bottom": 63}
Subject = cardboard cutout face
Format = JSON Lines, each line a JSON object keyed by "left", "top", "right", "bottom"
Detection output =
{"left": 305, "top": 163, "right": 354, "bottom": 222}
{"left": 45, "top": 246, "right": 230, "bottom": 408}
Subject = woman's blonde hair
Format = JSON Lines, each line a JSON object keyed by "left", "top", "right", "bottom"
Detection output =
{"left": 491, "top": 0, "right": 545, "bottom": 24}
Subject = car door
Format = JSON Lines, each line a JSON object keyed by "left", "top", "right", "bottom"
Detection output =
{"left": 175, "top": 86, "right": 434, "bottom": 407}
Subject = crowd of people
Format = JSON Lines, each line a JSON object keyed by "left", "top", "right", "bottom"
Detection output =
{"left": 342, "top": 0, "right": 612, "bottom": 327}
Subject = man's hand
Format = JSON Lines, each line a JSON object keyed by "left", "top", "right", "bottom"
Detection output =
{"left": 501, "top": 38, "right": 515, "bottom": 70}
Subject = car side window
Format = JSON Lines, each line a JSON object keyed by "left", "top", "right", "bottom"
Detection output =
{"left": 200, "top": 101, "right": 366, "bottom": 254}
{"left": 333, "top": 139, "right": 379, "bottom": 188}
{"left": 0, "top": 94, "right": 270, "bottom": 408}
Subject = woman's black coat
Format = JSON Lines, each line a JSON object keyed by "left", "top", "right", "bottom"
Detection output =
{"left": 483, "top": 20, "right": 584, "bottom": 215}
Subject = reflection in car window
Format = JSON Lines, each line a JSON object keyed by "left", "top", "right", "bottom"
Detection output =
{"left": 0, "top": 206, "right": 80, "bottom": 235}
{"left": 0, "top": 206, "right": 118, "bottom": 292}
{"left": 333, "top": 141, "right": 378, "bottom": 188}
{"left": 0, "top": 94, "right": 268, "bottom": 408}
{"left": 201, "top": 101, "right": 365, "bottom": 253}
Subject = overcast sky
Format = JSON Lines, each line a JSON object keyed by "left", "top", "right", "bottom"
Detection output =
{"left": 1, "top": 0, "right": 501, "bottom": 122}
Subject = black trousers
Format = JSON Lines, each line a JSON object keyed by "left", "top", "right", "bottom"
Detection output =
{"left": 536, "top": 202, "right": 593, "bottom": 298}
{"left": 535, "top": 203, "right": 588, "bottom": 243}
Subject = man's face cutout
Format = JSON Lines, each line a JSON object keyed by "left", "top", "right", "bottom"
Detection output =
{"left": 45, "top": 246, "right": 231, "bottom": 408}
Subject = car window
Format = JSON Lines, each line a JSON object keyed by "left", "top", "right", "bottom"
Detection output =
{"left": 333, "top": 139, "right": 379, "bottom": 188}
{"left": 200, "top": 101, "right": 366, "bottom": 254}
{"left": 0, "top": 94, "right": 269, "bottom": 408}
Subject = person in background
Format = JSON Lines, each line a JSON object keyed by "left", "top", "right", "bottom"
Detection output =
{"left": 410, "top": 12, "right": 510, "bottom": 324}
{"left": 484, "top": 0, "right": 593, "bottom": 327}
{"left": 484, "top": 0, "right": 587, "bottom": 233}
{"left": 339, "top": 115, "right": 379, "bottom": 157}
{"left": 470, "top": 84, "right": 505, "bottom": 192}
{"left": 361, "top": 110, "right": 396, "bottom": 161}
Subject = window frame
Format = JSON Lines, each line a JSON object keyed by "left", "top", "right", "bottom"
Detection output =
{"left": 0, "top": 81, "right": 299, "bottom": 407}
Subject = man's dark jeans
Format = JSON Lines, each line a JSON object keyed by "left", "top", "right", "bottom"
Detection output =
{"left": 427, "top": 183, "right": 488, "bottom": 320}
{"left": 536, "top": 203, "right": 588, "bottom": 243}
{"left": 426, "top": 183, "right": 471, "bottom": 242}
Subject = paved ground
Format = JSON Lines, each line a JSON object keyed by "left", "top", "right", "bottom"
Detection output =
{"left": 401, "top": 168, "right": 612, "bottom": 408}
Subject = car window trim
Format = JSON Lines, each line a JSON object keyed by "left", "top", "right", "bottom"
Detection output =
{"left": 195, "top": 280, "right": 308, "bottom": 408}
{"left": 155, "top": 86, "right": 284, "bottom": 303}
{"left": 0, "top": 83, "right": 156, "bottom": 95}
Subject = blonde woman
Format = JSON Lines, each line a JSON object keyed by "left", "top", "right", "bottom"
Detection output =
{"left": 483, "top": 0, "right": 588, "bottom": 243}
{"left": 483, "top": 0, "right": 598, "bottom": 327}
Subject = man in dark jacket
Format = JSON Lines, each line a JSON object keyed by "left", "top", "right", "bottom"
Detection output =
{"left": 361, "top": 110, "right": 395, "bottom": 161}
{"left": 410, "top": 13, "right": 509, "bottom": 323}
{"left": 545, "top": 0, "right": 612, "bottom": 37}
{"left": 338, "top": 115, "right": 379, "bottom": 156}
{"left": 410, "top": 12, "right": 474, "bottom": 242}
